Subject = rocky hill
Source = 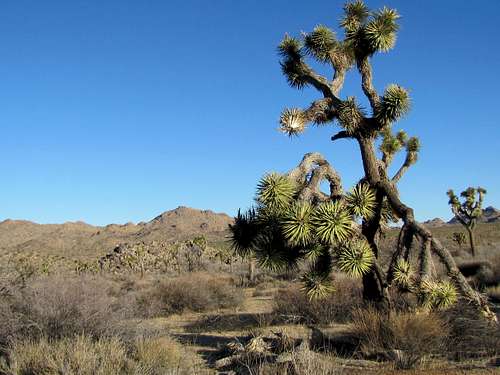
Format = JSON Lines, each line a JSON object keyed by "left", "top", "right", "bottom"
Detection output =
{"left": 0, "top": 206, "right": 233, "bottom": 260}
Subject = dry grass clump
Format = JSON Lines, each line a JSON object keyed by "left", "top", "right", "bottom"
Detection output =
{"left": 441, "top": 303, "right": 500, "bottom": 360}
{"left": 0, "top": 335, "right": 201, "bottom": 375}
{"left": 351, "top": 308, "right": 448, "bottom": 369}
{"left": 135, "top": 272, "right": 243, "bottom": 318}
{"left": 0, "top": 275, "right": 125, "bottom": 345}
{"left": 273, "top": 277, "right": 362, "bottom": 325}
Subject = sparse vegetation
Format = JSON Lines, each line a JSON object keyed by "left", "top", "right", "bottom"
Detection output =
{"left": 0, "top": 1, "right": 498, "bottom": 374}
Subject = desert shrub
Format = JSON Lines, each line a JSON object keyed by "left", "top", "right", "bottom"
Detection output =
{"left": 0, "top": 274, "right": 126, "bottom": 343}
{"left": 0, "top": 335, "right": 129, "bottom": 375}
{"left": 273, "top": 277, "right": 362, "bottom": 325}
{"left": 351, "top": 308, "right": 448, "bottom": 369}
{"left": 132, "top": 336, "right": 200, "bottom": 375}
{"left": 135, "top": 272, "right": 243, "bottom": 317}
{"left": 441, "top": 303, "right": 500, "bottom": 360}
{"left": 0, "top": 335, "right": 200, "bottom": 375}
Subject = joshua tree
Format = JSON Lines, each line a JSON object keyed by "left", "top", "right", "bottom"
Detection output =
{"left": 451, "top": 232, "right": 467, "bottom": 251}
{"left": 230, "top": 1, "right": 496, "bottom": 320}
{"left": 447, "top": 187, "right": 486, "bottom": 257}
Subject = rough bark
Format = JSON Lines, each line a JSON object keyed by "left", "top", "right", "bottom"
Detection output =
{"left": 466, "top": 226, "right": 477, "bottom": 257}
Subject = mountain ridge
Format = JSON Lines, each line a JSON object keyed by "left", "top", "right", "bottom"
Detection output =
{"left": 0, "top": 206, "right": 233, "bottom": 260}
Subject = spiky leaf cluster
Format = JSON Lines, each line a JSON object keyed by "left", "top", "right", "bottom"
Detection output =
{"left": 229, "top": 209, "right": 260, "bottom": 257}
{"left": 340, "top": 1, "right": 369, "bottom": 33}
{"left": 336, "top": 239, "right": 375, "bottom": 277}
{"left": 337, "top": 97, "right": 365, "bottom": 134}
{"left": 392, "top": 259, "right": 413, "bottom": 289}
{"left": 420, "top": 280, "right": 458, "bottom": 310}
{"left": 312, "top": 201, "right": 353, "bottom": 245}
{"left": 376, "top": 84, "right": 410, "bottom": 126}
{"left": 256, "top": 173, "right": 297, "bottom": 213}
{"left": 301, "top": 271, "right": 335, "bottom": 299}
{"left": 345, "top": 183, "right": 376, "bottom": 219}
{"left": 304, "top": 25, "right": 336, "bottom": 63}
{"left": 278, "top": 35, "right": 308, "bottom": 89}
{"left": 282, "top": 201, "right": 314, "bottom": 246}
{"left": 363, "top": 7, "right": 399, "bottom": 53}
{"left": 279, "top": 108, "right": 307, "bottom": 136}
{"left": 278, "top": 34, "right": 302, "bottom": 59}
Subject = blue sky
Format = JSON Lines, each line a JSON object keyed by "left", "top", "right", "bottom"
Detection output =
{"left": 1, "top": 1, "right": 499, "bottom": 225}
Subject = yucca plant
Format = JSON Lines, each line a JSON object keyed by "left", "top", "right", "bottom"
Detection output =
{"left": 447, "top": 187, "right": 487, "bottom": 257}
{"left": 230, "top": 1, "right": 496, "bottom": 321}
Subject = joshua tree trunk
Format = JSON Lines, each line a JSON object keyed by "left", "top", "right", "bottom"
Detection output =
{"left": 248, "top": 258, "right": 256, "bottom": 283}
{"left": 354, "top": 136, "right": 496, "bottom": 321}
{"left": 466, "top": 226, "right": 476, "bottom": 257}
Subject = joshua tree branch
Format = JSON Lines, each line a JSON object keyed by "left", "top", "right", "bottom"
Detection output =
{"left": 303, "top": 98, "right": 337, "bottom": 125}
{"left": 298, "top": 60, "right": 338, "bottom": 100}
{"left": 287, "top": 152, "right": 343, "bottom": 202}
{"left": 392, "top": 159, "right": 411, "bottom": 183}
{"left": 357, "top": 57, "right": 380, "bottom": 110}
{"left": 353, "top": 136, "right": 497, "bottom": 322}
{"left": 331, "top": 67, "right": 347, "bottom": 97}
{"left": 418, "top": 238, "right": 431, "bottom": 283}
{"left": 331, "top": 131, "right": 351, "bottom": 141}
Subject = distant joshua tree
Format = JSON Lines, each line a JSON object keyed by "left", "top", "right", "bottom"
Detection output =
{"left": 230, "top": 1, "right": 496, "bottom": 320}
{"left": 447, "top": 187, "right": 486, "bottom": 257}
{"left": 451, "top": 232, "right": 467, "bottom": 251}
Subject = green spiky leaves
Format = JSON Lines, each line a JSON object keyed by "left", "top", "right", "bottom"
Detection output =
{"left": 337, "top": 97, "right": 365, "bottom": 134}
{"left": 364, "top": 7, "right": 400, "bottom": 53}
{"left": 229, "top": 209, "right": 260, "bottom": 258}
{"left": 279, "top": 108, "right": 307, "bottom": 136}
{"left": 282, "top": 201, "right": 314, "bottom": 246}
{"left": 256, "top": 173, "right": 296, "bottom": 212}
{"left": 380, "top": 129, "right": 404, "bottom": 159}
{"left": 304, "top": 25, "right": 337, "bottom": 63}
{"left": 420, "top": 280, "right": 458, "bottom": 310}
{"left": 392, "top": 259, "right": 413, "bottom": 289}
{"left": 278, "top": 34, "right": 307, "bottom": 89}
{"left": 312, "top": 201, "right": 353, "bottom": 245}
{"left": 345, "top": 183, "right": 376, "bottom": 220}
{"left": 341, "top": 1, "right": 369, "bottom": 33}
{"left": 337, "top": 239, "right": 374, "bottom": 277}
{"left": 278, "top": 34, "right": 302, "bottom": 60}
{"left": 301, "top": 271, "right": 335, "bottom": 299}
{"left": 376, "top": 84, "right": 411, "bottom": 126}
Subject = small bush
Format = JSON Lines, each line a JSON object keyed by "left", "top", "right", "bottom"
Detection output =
{"left": 11, "top": 275, "right": 125, "bottom": 340}
{"left": 352, "top": 308, "right": 448, "bottom": 369}
{"left": 0, "top": 335, "right": 200, "bottom": 375}
{"left": 135, "top": 272, "right": 243, "bottom": 317}
{"left": 441, "top": 303, "right": 500, "bottom": 360}
{"left": 273, "top": 277, "right": 362, "bottom": 325}
{"left": 0, "top": 335, "right": 129, "bottom": 375}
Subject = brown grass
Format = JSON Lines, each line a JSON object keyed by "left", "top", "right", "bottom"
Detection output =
{"left": 273, "top": 276, "right": 363, "bottom": 325}
{"left": 0, "top": 274, "right": 126, "bottom": 344}
{"left": 135, "top": 272, "right": 243, "bottom": 318}
{"left": 441, "top": 303, "right": 500, "bottom": 360}
{"left": 0, "top": 334, "right": 202, "bottom": 375}
{"left": 351, "top": 308, "right": 449, "bottom": 369}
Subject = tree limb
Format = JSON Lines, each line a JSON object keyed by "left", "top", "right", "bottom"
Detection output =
{"left": 331, "top": 131, "right": 351, "bottom": 141}
{"left": 287, "top": 152, "right": 343, "bottom": 202}
{"left": 357, "top": 57, "right": 380, "bottom": 111}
